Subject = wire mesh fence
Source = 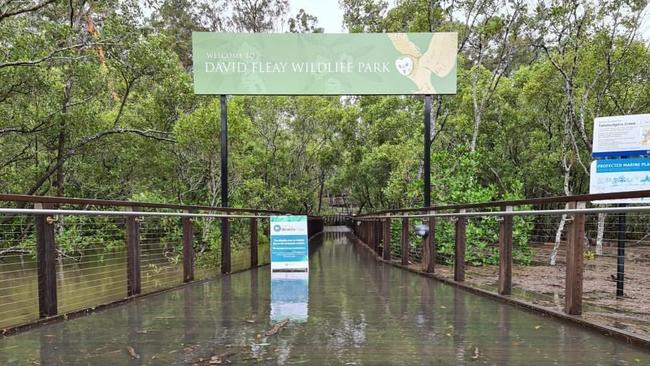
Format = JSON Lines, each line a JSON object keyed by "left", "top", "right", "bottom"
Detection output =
{"left": 0, "top": 197, "right": 309, "bottom": 333}
{"left": 352, "top": 199, "right": 650, "bottom": 339}
{"left": 0, "top": 214, "right": 38, "bottom": 330}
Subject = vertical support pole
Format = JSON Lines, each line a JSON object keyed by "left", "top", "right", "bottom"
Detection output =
{"left": 221, "top": 214, "right": 231, "bottom": 274}
{"left": 220, "top": 94, "right": 228, "bottom": 207}
{"left": 616, "top": 203, "right": 626, "bottom": 298}
{"left": 423, "top": 94, "right": 432, "bottom": 208}
{"left": 565, "top": 201, "right": 585, "bottom": 315}
{"left": 127, "top": 207, "right": 142, "bottom": 297}
{"left": 401, "top": 217, "right": 409, "bottom": 265}
{"left": 182, "top": 210, "right": 194, "bottom": 283}
{"left": 35, "top": 203, "right": 57, "bottom": 318}
{"left": 220, "top": 95, "right": 231, "bottom": 274}
{"left": 499, "top": 206, "right": 513, "bottom": 295}
{"left": 250, "top": 217, "right": 258, "bottom": 267}
{"left": 422, "top": 211, "right": 436, "bottom": 273}
{"left": 383, "top": 215, "right": 392, "bottom": 261}
{"left": 454, "top": 209, "right": 466, "bottom": 282}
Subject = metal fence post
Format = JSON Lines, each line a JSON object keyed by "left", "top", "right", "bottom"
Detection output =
{"left": 454, "top": 209, "right": 466, "bottom": 282}
{"left": 499, "top": 206, "right": 513, "bottom": 295}
{"left": 401, "top": 217, "right": 409, "bottom": 265}
{"left": 34, "top": 203, "right": 57, "bottom": 318}
{"left": 383, "top": 215, "right": 391, "bottom": 261}
{"left": 127, "top": 206, "right": 142, "bottom": 297}
{"left": 182, "top": 210, "right": 194, "bottom": 282}
{"left": 565, "top": 201, "right": 585, "bottom": 315}
{"left": 250, "top": 217, "right": 258, "bottom": 267}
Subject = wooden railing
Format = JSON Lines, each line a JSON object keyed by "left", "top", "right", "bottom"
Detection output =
{"left": 0, "top": 195, "right": 324, "bottom": 334}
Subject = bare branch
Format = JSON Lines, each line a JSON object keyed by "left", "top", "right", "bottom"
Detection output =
{"left": 0, "top": 0, "right": 55, "bottom": 21}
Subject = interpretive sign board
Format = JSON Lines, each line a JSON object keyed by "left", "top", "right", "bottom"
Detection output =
{"left": 589, "top": 158, "right": 650, "bottom": 204}
{"left": 592, "top": 114, "right": 650, "bottom": 157}
{"left": 192, "top": 32, "right": 457, "bottom": 95}
{"left": 270, "top": 215, "right": 309, "bottom": 272}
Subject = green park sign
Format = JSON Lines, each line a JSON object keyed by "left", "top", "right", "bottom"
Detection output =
{"left": 192, "top": 32, "right": 457, "bottom": 95}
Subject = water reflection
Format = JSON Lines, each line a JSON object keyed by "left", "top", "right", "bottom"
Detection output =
{"left": 270, "top": 272, "right": 308, "bottom": 322}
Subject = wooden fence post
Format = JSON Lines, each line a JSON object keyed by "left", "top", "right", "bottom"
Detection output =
{"left": 34, "top": 203, "right": 57, "bottom": 318}
{"left": 127, "top": 206, "right": 142, "bottom": 297}
{"left": 454, "top": 209, "right": 466, "bottom": 282}
{"left": 565, "top": 201, "right": 585, "bottom": 315}
{"left": 221, "top": 214, "right": 231, "bottom": 274}
{"left": 401, "top": 217, "right": 409, "bottom": 265}
{"left": 499, "top": 206, "right": 513, "bottom": 295}
{"left": 422, "top": 211, "right": 436, "bottom": 273}
{"left": 182, "top": 210, "right": 194, "bottom": 283}
{"left": 383, "top": 215, "right": 391, "bottom": 261}
{"left": 250, "top": 217, "right": 258, "bottom": 267}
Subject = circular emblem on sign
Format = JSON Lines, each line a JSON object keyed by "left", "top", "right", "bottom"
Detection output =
{"left": 273, "top": 225, "right": 281, "bottom": 232}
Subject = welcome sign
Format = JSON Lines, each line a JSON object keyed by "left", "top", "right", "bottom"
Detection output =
{"left": 192, "top": 33, "right": 457, "bottom": 95}
{"left": 270, "top": 215, "right": 309, "bottom": 272}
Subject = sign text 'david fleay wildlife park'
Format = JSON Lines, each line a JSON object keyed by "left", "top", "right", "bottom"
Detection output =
{"left": 192, "top": 33, "right": 457, "bottom": 95}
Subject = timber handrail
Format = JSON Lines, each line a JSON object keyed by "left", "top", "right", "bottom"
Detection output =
{"left": 357, "top": 189, "right": 650, "bottom": 216}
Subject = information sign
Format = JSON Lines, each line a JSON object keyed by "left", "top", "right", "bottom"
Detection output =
{"left": 592, "top": 114, "right": 650, "bottom": 157}
{"left": 589, "top": 158, "right": 650, "bottom": 203}
{"left": 270, "top": 215, "right": 309, "bottom": 271}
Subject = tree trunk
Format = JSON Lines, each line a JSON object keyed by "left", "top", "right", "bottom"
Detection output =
{"left": 596, "top": 212, "right": 606, "bottom": 256}
{"left": 550, "top": 211, "right": 567, "bottom": 266}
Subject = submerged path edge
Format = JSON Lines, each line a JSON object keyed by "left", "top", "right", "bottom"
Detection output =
{"left": 348, "top": 231, "right": 650, "bottom": 351}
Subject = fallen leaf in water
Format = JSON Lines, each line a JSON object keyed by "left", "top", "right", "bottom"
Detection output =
{"left": 440, "top": 306, "right": 447, "bottom": 309}
{"left": 245, "top": 319, "right": 256, "bottom": 323}
{"left": 203, "top": 351, "right": 237, "bottom": 365}
{"left": 471, "top": 347, "right": 479, "bottom": 360}
{"left": 135, "top": 329, "right": 148, "bottom": 334}
{"left": 265, "top": 319, "right": 290, "bottom": 337}
{"left": 534, "top": 325, "right": 542, "bottom": 330}
{"left": 126, "top": 346, "right": 140, "bottom": 359}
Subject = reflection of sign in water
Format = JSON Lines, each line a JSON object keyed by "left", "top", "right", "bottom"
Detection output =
{"left": 592, "top": 114, "right": 650, "bottom": 157}
{"left": 271, "top": 272, "right": 308, "bottom": 322}
{"left": 192, "top": 33, "right": 457, "bottom": 95}
{"left": 270, "top": 215, "right": 309, "bottom": 272}
{"left": 589, "top": 158, "right": 650, "bottom": 204}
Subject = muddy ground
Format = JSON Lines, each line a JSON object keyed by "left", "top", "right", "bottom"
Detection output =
{"left": 409, "top": 242, "right": 650, "bottom": 337}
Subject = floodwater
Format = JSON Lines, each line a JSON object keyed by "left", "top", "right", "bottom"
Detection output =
{"left": 0, "top": 227, "right": 648, "bottom": 365}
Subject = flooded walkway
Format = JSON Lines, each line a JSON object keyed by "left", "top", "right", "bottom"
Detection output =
{"left": 0, "top": 227, "right": 648, "bottom": 365}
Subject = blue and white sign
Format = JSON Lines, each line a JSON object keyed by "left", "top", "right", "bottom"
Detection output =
{"left": 271, "top": 272, "right": 308, "bottom": 322}
{"left": 592, "top": 114, "right": 650, "bottom": 157}
{"left": 589, "top": 158, "right": 650, "bottom": 204}
{"left": 270, "top": 215, "right": 309, "bottom": 271}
